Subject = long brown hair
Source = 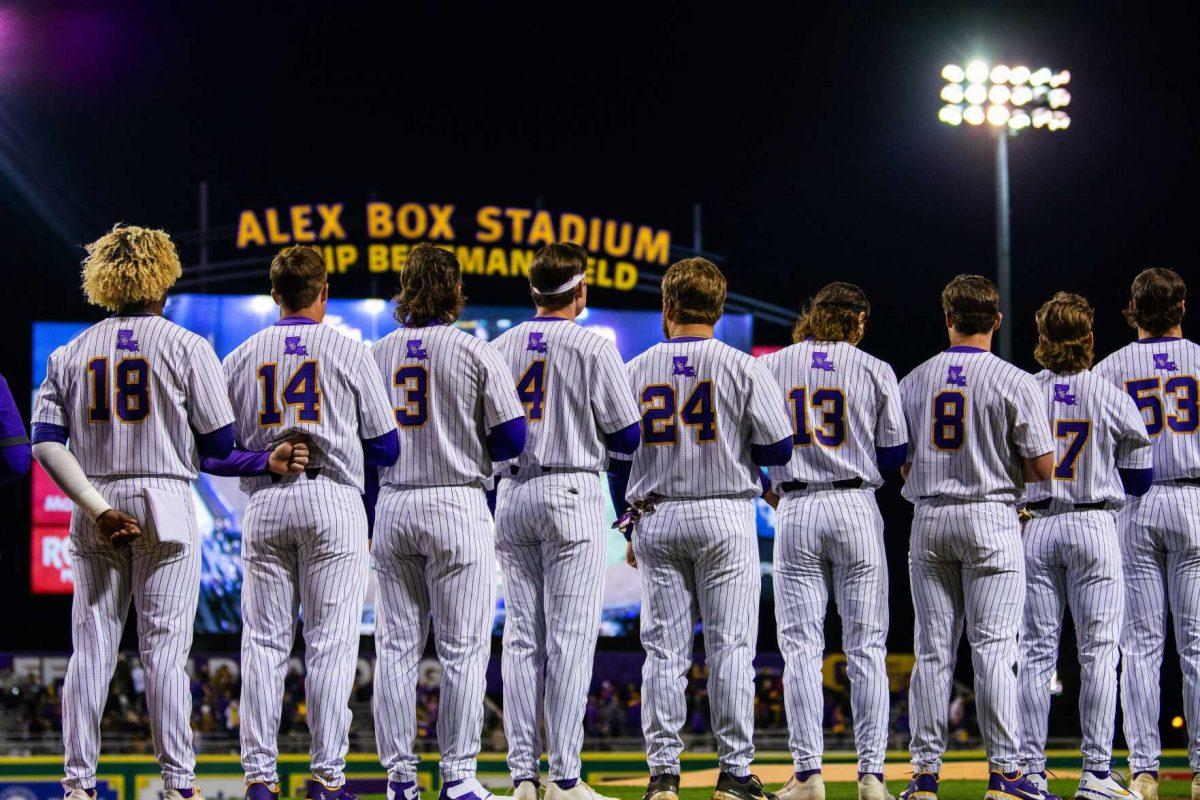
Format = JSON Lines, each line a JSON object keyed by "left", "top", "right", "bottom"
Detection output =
{"left": 393, "top": 244, "right": 465, "bottom": 326}
{"left": 1034, "top": 291, "right": 1094, "bottom": 373}
{"left": 793, "top": 282, "right": 870, "bottom": 344}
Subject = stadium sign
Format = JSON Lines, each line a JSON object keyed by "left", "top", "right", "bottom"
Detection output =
{"left": 234, "top": 201, "right": 673, "bottom": 291}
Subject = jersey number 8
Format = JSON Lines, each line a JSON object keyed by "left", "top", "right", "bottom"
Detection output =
{"left": 931, "top": 390, "right": 966, "bottom": 450}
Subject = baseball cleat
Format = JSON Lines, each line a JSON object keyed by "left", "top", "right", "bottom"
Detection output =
{"left": 510, "top": 782, "right": 541, "bottom": 800}
{"left": 245, "top": 784, "right": 281, "bottom": 800}
{"left": 775, "top": 773, "right": 824, "bottom": 800}
{"left": 164, "top": 791, "right": 205, "bottom": 800}
{"left": 389, "top": 781, "right": 421, "bottom": 800}
{"left": 306, "top": 781, "right": 358, "bottom": 800}
{"left": 859, "top": 775, "right": 894, "bottom": 800}
{"left": 1075, "top": 771, "right": 1136, "bottom": 800}
{"left": 440, "top": 779, "right": 496, "bottom": 800}
{"left": 1128, "top": 774, "right": 1157, "bottom": 800}
{"left": 546, "top": 782, "right": 618, "bottom": 800}
{"left": 984, "top": 771, "right": 1045, "bottom": 800}
{"left": 1027, "top": 772, "right": 1063, "bottom": 800}
{"left": 64, "top": 791, "right": 97, "bottom": 800}
{"left": 644, "top": 774, "right": 681, "bottom": 800}
{"left": 713, "top": 772, "right": 776, "bottom": 800}
{"left": 899, "top": 774, "right": 938, "bottom": 800}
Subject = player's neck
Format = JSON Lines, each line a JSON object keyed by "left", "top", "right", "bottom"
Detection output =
{"left": 947, "top": 330, "right": 993, "bottom": 351}
{"left": 666, "top": 323, "right": 714, "bottom": 340}
{"left": 279, "top": 305, "right": 325, "bottom": 324}
{"left": 533, "top": 305, "right": 577, "bottom": 322}
{"left": 1138, "top": 325, "right": 1183, "bottom": 340}
{"left": 115, "top": 300, "right": 164, "bottom": 317}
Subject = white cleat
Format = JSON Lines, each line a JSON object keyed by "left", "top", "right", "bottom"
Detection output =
{"left": 545, "top": 783, "right": 619, "bottom": 800}
{"left": 1076, "top": 772, "right": 1137, "bottom": 800}
{"left": 859, "top": 775, "right": 894, "bottom": 800}
{"left": 1128, "top": 774, "right": 1157, "bottom": 800}
{"left": 776, "top": 774, "right": 825, "bottom": 800}
{"left": 512, "top": 784, "right": 542, "bottom": 800}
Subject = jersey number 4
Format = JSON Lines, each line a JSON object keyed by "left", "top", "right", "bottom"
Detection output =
{"left": 258, "top": 361, "right": 321, "bottom": 426}
{"left": 88, "top": 357, "right": 151, "bottom": 423}
{"left": 641, "top": 382, "right": 717, "bottom": 445}
{"left": 517, "top": 360, "right": 546, "bottom": 421}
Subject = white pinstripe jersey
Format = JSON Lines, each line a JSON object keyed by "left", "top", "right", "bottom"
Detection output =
{"left": 491, "top": 318, "right": 642, "bottom": 472}
{"left": 1094, "top": 337, "right": 1200, "bottom": 482}
{"left": 222, "top": 319, "right": 396, "bottom": 493}
{"left": 32, "top": 315, "right": 234, "bottom": 480}
{"left": 899, "top": 347, "right": 1054, "bottom": 504}
{"left": 1025, "top": 369, "right": 1153, "bottom": 505}
{"left": 760, "top": 340, "right": 907, "bottom": 488}
{"left": 372, "top": 323, "right": 525, "bottom": 487}
{"left": 625, "top": 337, "right": 794, "bottom": 501}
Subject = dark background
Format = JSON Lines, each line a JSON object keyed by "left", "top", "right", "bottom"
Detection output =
{"left": 1, "top": 0, "right": 1196, "bottom": 740}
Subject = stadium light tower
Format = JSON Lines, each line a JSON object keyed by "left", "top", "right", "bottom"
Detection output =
{"left": 939, "top": 60, "right": 1071, "bottom": 360}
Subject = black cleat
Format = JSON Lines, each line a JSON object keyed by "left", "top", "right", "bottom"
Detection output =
{"left": 644, "top": 774, "right": 681, "bottom": 800}
{"left": 714, "top": 773, "right": 777, "bottom": 800}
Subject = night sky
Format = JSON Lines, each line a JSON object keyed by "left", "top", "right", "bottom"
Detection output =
{"left": 1, "top": 0, "right": 1197, "bottom": 716}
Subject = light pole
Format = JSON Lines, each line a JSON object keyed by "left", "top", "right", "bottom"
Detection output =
{"left": 939, "top": 60, "right": 1071, "bottom": 361}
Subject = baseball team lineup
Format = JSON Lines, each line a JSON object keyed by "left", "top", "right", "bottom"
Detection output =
{"left": 22, "top": 224, "right": 1200, "bottom": 800}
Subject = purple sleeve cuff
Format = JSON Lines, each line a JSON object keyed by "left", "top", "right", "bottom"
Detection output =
{"left": 362, "top": 467, "right": 380, "bottom": 534}
{"left": 486, "top": 416, "right": 527, "bottom": 462}
{"left": 201, "top": 448, "right": 271, "bottom": 477}
{"left": 1120, "top": 467, "right": 1153, "bottom": 497}
{"left": 195, "top": 424, "right": 236, "bottom": 459}
{"left": 751, "top": 437, "right": 793, "bottom": 467}
{"left": 604, "top": 422, "right": 642, "bottom": 455}
{"left": 32, "top": 422, "right": 69, "bottom": 445}
{"left": 759, "top": 469, "right": 772, "bottom": 496}
{"left": 0, "top": 442, "right": 31, "bottom": 484}
{"left": 876, "top": 443, "right": 908, "bottom": 472}
{"left": 363, "top": 429, "right": 400, "bottom": 467}
{"left": 606, "top": 458, "right": 633, "bottom": 522}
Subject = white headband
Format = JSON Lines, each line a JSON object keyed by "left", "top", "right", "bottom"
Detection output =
{"left": 536, "top": 271, "right": 585, "bottom": 295}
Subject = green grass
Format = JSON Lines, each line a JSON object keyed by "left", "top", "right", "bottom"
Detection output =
{"left": 354, "top": 781, "right": 1196, "bottom": 800}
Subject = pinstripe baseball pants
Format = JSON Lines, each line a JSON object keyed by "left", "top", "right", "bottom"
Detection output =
{"left": 62, "top": 477, "right": 200, "bottom": 792}
{"left": 495, "top": 471, "right": 607, "bottom": 783}
{"left": 1017, "top": 509, "right": 1123, "bottom": 773}
{"left": 633, "top": 497, "right": 760, "bottom": 778}
{"left": 239, "top": 478, "right": 369, "bottom": 788}
{"left": 774, "top": 489, "right": 889, "bottom": 774}
{"left": 372, "top": 484, "right": 496, "bottom": 783}
{"left": 908, "top": 497, "right": 1025, "bottom": 774}
{"left": 1119, "top": 484, "right": 1200, "bottom": 773}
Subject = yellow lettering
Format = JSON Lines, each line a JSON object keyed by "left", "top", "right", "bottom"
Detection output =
{"left": 475, "top": 206, "right": 503, "bottom": 243}
{"left": 614, "top": 261, "right": 638, "bottom": 290}
{"left": 320, "top": 245, "right": 336, "bottom": 272}
{"left": 510, "top": 248, "right": 533, "bottom": 278}
{"left": 559, "top": 213, "right": 586, "bottom": 245}
{"left": 335, "top": 245, "right": 357, "bottom": 273}
{"left": 392, "top": 244, "right": 409, "bottom": 270}
{"left": 367, "top": 202, "right": 394, "bottom": 238}
{"left": 316, "top": 204, "right": 346, "bottom": 240}
{"left": 633, "top": 227, "right": 671, "bottom": 265}
{"left": 236, "top": 210, "right": 266, "bottom": 248}
{"left": 368, "top": 244, "right": 390, "bottom": 272}
{"left": 396, "top": 203, "right": 427, "bottom": 239}
{"left": 264, "top": 208, "right": 291, "bottom": 245}
{"left": 587, "top": 217, "right": 602, "bottom": 251}
{"left": 427, "top": 204, "right": 456, "bottom": 240}
{"left": 290, "top": 205, "right": 315, "bottom": 242}
{"left": 585, "top": 259, "right": 597, "bottom": 285}
{"left": 486, "top": 248, "right": 509, "bottom": 275}
{"left": 456, "top": 246, "right": 486, "bottom": 274}
{"left": 602, "top": 221, "right": 631, "bottom": 257}
{"left": 593, "top": 258, "right": 614, "bottom": 288}
{"left": 527, "top": 210, "right": 555, "bottom": 246}
{"left": 505, "top": 208, "right": 532, "bottom": 243}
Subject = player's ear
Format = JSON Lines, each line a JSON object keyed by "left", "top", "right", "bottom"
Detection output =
{"left": 270, "top": 289, "right": 282, "bottom": 307}
{"left": 319, "top": 282, "right": 330, "bottom": 303}
{"left": 993, "top": 312, "right": 1003, "bottom": 332}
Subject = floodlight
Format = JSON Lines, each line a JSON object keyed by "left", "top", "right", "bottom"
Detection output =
{"left": 941, "top": 84, "right": 965, "bottom": 104}
{"left": 1011, "top": 86, "right": 1034, "bottom": 106}
{"left": 987, "top": 105, "right": 1010, "bottom": 126}
{"left": 989, "top": 64, "right": 1010, "bottom": 84}
{"left": 1050, "top": 70, "right": 1071, "bottom": 87}
{"left": 1009, "top": 66, "right": 1031, "bottom": 85}
{"left": 965, "top": 60, "right": 990, "bottom": 84}
{"left": 939, "top": 105, "right": 964, "bottom": 126}
{"left": 989, "top": 85, "right": 1011, "bottom": 105}
{"left": 1030, "top": 67, "right": 1052, "bottom": 86}
{"left": 1008, "top": 111, "right": 1031, "bottom": 130}
{"left": 964, "top": 83, "right": 988, "bottom": 105}
{"left": 963, "top": 105, "right": 986, "bottom": 125}
{"left": 942, "top": 64, "right": 965, "bottom": 82}
{"left": 1048, "top": 88, "right": 1071, "bottom": 109}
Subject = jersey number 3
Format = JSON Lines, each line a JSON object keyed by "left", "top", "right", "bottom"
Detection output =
{"left": 258, "top": 361, "right": 322, "bottom": 426}
{"left": 88, "top": 357, "right": 151, "bottom": 423}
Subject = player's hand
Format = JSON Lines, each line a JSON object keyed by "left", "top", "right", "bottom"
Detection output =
{"left": 268, "top": 441, "right": 309, "bottom": 475}
{"left": 764, "top": 490, "right": 780, "bottom": 510}
{"left": 97, "top": 509, "right": 141, "bottom": 544}
{"left": 625, "top": 542, "right": 637, "bottom": 569}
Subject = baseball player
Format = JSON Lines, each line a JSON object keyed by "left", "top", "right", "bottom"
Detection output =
{"left": 1, "top": 372, "right": 31, "bottom": 484}
{"left": 1093, "top": 268, "right": 1200, "bottom": 800}
{"left": 30, "top": 225, "right": 238, "bottom": 800}
{"left": 491, "top": 243, "right": 642, "bottom": 800}
{"left": 614, "top": 258, "right": 793, "bottom": 800}
{"left": 897, "top": 275, "right": 1054, "bottom": 800}
{"left": 1016, "top": 292, "right": 1152, "bottom": 800}
{"left": 759, "top": 283, "right": 907, "bottom": 800}
{"left": 220, "top": 245, "right": 400, "bottom": 800}
{"left": 370, "top": 244, "right": 527, "bottom": 800}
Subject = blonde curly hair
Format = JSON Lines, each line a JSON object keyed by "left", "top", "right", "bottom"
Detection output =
{"left": 81, "top": 224, "right": 182, "bottom": 311}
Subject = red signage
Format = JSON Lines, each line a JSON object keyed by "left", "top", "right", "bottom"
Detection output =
{"left": 30, "top": 462, "right": 74, "bottom": 594}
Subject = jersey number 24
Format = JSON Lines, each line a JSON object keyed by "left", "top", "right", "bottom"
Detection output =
{"left": 641, "top": 382, "right": 717, "bottom": 445}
